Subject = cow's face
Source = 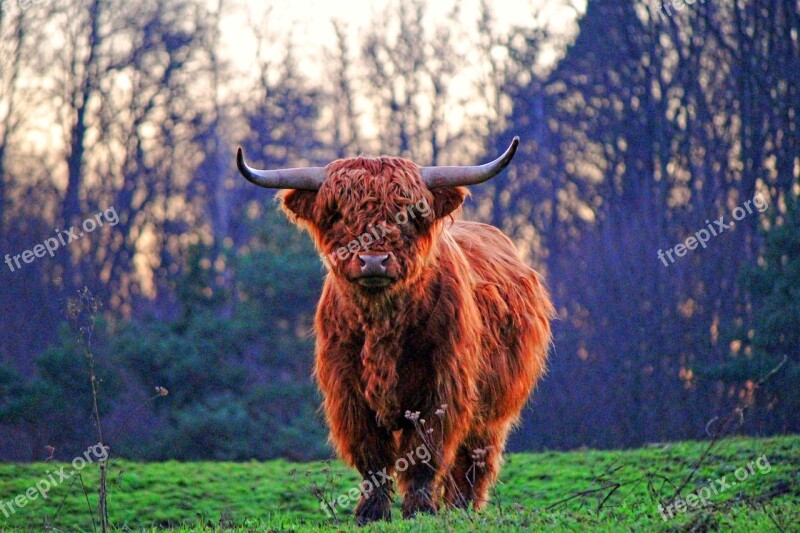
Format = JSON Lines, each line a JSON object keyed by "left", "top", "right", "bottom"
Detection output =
{"left": 280, "top": 157, "right": 466, "bottom": 292}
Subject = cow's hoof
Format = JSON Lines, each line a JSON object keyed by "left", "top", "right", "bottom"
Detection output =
{"left": 401, "top": 488, "right": 437, "bottom": 519}
{"left": 355, "top": 495, "right": 391, "bottom": 525}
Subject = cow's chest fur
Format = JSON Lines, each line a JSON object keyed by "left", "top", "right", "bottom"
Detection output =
{"left": 355, "top": 299, "right": 437, "bottom": 429}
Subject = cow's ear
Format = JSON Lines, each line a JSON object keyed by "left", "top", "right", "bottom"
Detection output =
{"left": 430, "top": 186, "right": 468, "bottom": 220}
{"left": 279, "top": 189, "right": 319, "bottom": 225}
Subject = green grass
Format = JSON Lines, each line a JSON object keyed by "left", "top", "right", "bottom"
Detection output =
{"left": 0, "top": 435, "right": 797, "bottom": 532}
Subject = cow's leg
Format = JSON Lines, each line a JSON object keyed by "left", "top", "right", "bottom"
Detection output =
{"left": 351, "top": 434, "right": 396, "bottom": 524}
{"left": 395, "top": 414, "right": 464, "bottom": 518}
{"left": 318, "top": 365, "right": 396, "bottom": 524}
{"left": 354, "top": 466, "right": 394, "bottom": 525}
{"left": 395, "top": 429, "right": 440, "bottom": 517}
{"left": 333, "top": 404, "right": 396, "bottom": 524}
{"left": 339, "top": 417, "right": 395, "bottom": 523}
{"left": 443, "top": 424, "right": 509, "bottom": 509}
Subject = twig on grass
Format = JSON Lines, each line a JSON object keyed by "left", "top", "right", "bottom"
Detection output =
{"left": 76, "top": 472, "right": 98, "bottom": 533}
{"left": 545, "top": 354, "right": 789, "bottom": 524}
{"left": 48, "top": 474, "right": 80, "bottom": 527}
{"left": 665, "top": 354, "right": 788, "bottom": 507}
{"left": 291, "top": 461, "right": 341, "bottom": 524}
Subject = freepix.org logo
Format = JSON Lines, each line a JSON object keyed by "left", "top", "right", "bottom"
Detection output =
{"left": 657, "top": 193, "right": 768, "bottom": 267}
{"left": 657, "top": 455, "right": 772, "bottom": 521}
{"left": 0, "top": 443, "right": 108, "bottom": 518}
{"left": 4, "top": 207, "right": 119, "bottom": 273}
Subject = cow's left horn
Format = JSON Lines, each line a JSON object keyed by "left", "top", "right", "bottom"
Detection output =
{"left": 237, "top": 148, "right": 327, "bottom": 190}
{"left": 420, "top": 136, "right": 519, "bottom": 188}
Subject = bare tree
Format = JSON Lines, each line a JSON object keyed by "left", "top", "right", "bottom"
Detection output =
{"left": 46, "top": 0, "right": 210, "bottom": 303}
{"left": 325, "top": 20, "right": 362, "bottom": 159}
{"left": 0, "top": 3, "right": 42, "bottom": 237}
{"left": 361, "top": 0, "right": 467, "bottom": 164}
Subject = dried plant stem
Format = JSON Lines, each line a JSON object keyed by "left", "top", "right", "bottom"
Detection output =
{"left": 87, "top": 353, "right": 109, "bottom": 532}
{"left": 68, "top": 289, "right": 109, "bottom": 532}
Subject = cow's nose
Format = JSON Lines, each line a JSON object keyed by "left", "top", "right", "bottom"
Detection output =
{"left": 359, "top": 254, "right": 390, "bottom": 276}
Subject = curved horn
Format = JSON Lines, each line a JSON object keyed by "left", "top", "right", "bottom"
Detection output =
{"left": 420, "top": 136, "right": 519, "bottom": 188}
{"left": 236, "top": 148, "right": 327, "bottom": 190}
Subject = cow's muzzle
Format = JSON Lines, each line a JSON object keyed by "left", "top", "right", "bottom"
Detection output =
{"left": 353, "top": 253, "right": 397, "bottom": 288}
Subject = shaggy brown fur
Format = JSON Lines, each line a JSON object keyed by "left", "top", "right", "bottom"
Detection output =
{"left": 279, "top": 156, "right": 553, "bottom": 524}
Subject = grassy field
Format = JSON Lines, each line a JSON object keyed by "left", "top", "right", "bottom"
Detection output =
{"left": 0, "top": 435, "right": 797, "bottom": 532}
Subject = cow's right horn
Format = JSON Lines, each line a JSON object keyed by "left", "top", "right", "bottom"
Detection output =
{"left": 237, "top": 148, "right": 327, "bottom": 190}
{"left": 420, "top": 136, "right": 519, "bottom": 189}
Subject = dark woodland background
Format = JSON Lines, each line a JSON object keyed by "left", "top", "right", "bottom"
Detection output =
{"left": 0, "top": 0, "right": 798, "bottom": 461}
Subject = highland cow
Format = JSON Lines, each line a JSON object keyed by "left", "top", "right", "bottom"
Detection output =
{"left": 237, "top": 137, "right": 553, "bottom": 524}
